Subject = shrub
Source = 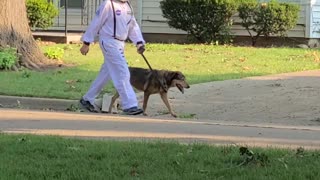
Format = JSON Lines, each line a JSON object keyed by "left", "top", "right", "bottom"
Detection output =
{"left": 0, "top": 47, "right": 19, "bottom": 70}
{"left": 160, "top": 0, "right": 238, "bottom": 44}
{"left": 44, "top": 47, "right": 64, "bottom": 60}
{"left": 26, "top": 0, "right": 59, "bottom": 29}
{"left": 238, "top": 0, "right": 300, "bottom": 46}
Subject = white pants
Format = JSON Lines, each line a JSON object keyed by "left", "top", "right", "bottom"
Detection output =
{"left": 83, "top": 38, "right": 138, "bottom": 109}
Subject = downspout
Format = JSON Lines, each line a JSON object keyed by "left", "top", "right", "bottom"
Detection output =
{"left": 65, "top": 0, "right": 68, "bottom": 37}
{"left": 137, "top": 0, "right": 143, "bottom": 26}
{"left": 305, "top": 0, "right": 313, "bottom": 38}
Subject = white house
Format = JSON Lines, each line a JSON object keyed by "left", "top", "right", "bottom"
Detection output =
{"left": 46, "top": 0, "right": 320, "bottom": 43}
{"left": 132, "top": 0, "right": 320, "bottom": 39}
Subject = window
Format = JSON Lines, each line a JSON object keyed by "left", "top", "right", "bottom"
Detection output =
{"left": 60, "top": 0, "right": 83, "bottom": 8}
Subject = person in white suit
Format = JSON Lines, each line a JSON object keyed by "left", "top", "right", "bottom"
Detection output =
{"left": 79, "top": 0, "right": 145, "bottom": 115}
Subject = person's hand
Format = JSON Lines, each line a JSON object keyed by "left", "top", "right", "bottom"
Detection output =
{"left": 137, "top": 43, "right": 145, "bottom": 54}
{"left": 80, "top": 44, "right": 90, "bottom": 55}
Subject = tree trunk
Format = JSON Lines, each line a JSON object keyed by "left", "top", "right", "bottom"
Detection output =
{"left": 0, "top": 0, "right": 50, "bottom": 70}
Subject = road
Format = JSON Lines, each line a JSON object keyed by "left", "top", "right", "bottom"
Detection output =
{"left": 1, "top": 109, "right": 320, "bottom": 149}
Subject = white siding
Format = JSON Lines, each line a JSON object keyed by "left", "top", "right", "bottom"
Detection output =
{"left": 309, "top": 0, "right": 320, "bottom": 38}
{"left": 141, "top": 0, "right": 308, "bottom": 38}
{"left": 141, "top": 0, "right": 185, "bottom": 34}
{"left": 130, "top": 0, "right": 138, "bottom": 17}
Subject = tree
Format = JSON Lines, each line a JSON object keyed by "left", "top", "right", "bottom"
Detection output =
{"left": 0, "top": 0, "right": 51, "bottom": 70}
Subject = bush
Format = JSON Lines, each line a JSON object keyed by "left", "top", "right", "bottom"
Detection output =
{"left": 238, "top": 0, "right": 300, "bottom": 46}
{"left": 0, "top": 47, "right": 19, "bottom": 70}
{"left": 160, "top": 0, "right": 238, "bottom": 44}
{"left": 44, "top": 47, "right": 64, "bottom": 60}
{"left": 26, "top": 0, "right": 59, "bottom": 29}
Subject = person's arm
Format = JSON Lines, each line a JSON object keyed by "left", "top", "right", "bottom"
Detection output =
{"left": 82, "top": 1, "right": 110, "bottom": 44}
{"left": 80, "top": 1, "right": 109, "bottom": 55}
{"left": 128, "top": 18, "right": 145, "bottom": 54}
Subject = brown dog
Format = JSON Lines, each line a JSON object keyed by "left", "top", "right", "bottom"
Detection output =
{"left": 108, "top": 67, "right": 190, "bottom": 117}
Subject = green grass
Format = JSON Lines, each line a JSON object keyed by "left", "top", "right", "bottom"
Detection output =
{"left": 0, "top": 134, "right": 319, "bottom": 180}
{"left": 0, "top": 43, "right": 320, "bottom": 99}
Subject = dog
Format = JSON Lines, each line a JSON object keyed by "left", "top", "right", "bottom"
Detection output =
{"left": 108, "top": 67, "right": 190, "bottom": 117}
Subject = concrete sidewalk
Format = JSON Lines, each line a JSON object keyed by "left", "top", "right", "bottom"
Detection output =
{"left": 2, "top": 94, "right": 320, "bottom": 149}
{"left": 2, "top": 109, "right": 320, "bottom": 149}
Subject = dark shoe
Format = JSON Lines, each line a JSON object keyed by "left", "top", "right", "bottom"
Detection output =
{"left": 123, "top": 106, "right": 143, "bottom": 115}
{"left": 79, "top": 98, "right": 99, "bottom": 113}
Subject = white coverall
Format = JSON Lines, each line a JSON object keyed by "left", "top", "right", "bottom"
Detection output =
{"left": 81, "top": 0, "right": 145, "bottom": 110}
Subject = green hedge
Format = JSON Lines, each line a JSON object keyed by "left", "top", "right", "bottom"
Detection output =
{"left": 160, "top": 0, "right": 300, "bottom": 45}
{"left": 160, "top": 0, "right": 238, "bottom": 44}
{"left": 26, "top": 0, "right": 59, "bottom": 29}
{"left": 238, "top": 0, "right": 300, "bottom": 46}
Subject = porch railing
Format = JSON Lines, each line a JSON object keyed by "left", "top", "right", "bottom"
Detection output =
{"left": 42, "top": 0, "right": 104, "bottom": 34}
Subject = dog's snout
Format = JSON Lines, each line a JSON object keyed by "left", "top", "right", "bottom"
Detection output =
{"left": 182, "top": 81, "right": 190, "bottom": 89}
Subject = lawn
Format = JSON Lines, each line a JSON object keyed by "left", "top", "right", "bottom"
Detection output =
{"left": 0, "top": 134, "right": 319, "bottom": 180}
{"left": 0, "top": 43, "right": 320, "bottom": 99}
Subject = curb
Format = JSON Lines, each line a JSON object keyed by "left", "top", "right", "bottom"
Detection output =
{"left": 0, "top": 95, "right": 77, "bottom": 111}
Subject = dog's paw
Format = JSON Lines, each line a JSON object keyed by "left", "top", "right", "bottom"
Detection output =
{"left": 143, "top": 112, "right": 148, "bottom": 116}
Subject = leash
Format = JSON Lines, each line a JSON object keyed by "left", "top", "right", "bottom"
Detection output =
{"left": 141, "top": 53, "right": 167, "bottom": 92}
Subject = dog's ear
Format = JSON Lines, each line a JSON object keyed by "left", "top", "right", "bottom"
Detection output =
{"left": 170, "top": 71, "right": 185, "bottom": 81}
{"left": 169, "top": 71, "right": 178, "bottom": 81}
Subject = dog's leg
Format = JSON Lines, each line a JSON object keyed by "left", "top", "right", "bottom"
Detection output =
{"left": 160, "top": 92, "right": 177, "bottom": 118}
{"left": 109, "top": 92, "right": 120, "bottom": 113}
{"left": 142, "top": 92, "right": 150, "bottom": 116}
